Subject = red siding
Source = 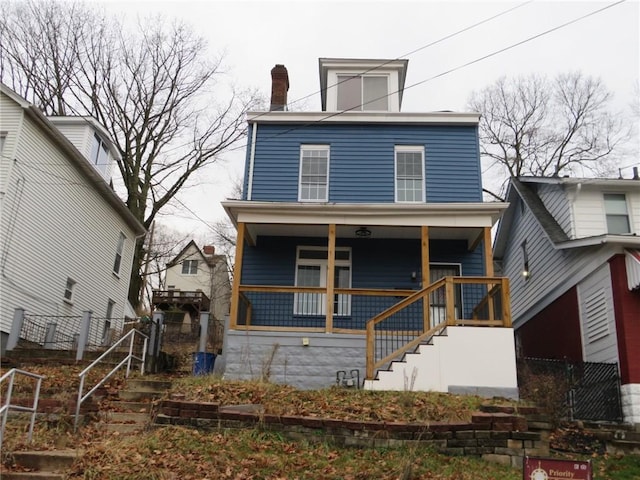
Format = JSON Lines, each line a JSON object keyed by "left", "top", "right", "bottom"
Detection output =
{"left": 609, "top": 254, "right": 640, "bottom": 384}
{"left": 517, "top": 287, "right": 583, "bottom": 361}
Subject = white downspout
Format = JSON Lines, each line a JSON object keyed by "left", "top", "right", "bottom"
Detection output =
{"left": 246, "top": 122, "right": 257, "bottom": 200}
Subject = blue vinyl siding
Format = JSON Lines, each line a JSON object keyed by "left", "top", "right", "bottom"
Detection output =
{"left": 247, "top": 123, "right": 482, "bottom": 203}
{"left": 241, "top": 236, "right": 484, "bottom": 328}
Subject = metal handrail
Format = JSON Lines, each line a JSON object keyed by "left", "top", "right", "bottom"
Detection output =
{"left": 0, "top": 368, "right": 45, "bottom": 449}
{"left": 74, "top": 328, "right": 148, "bottom": 431}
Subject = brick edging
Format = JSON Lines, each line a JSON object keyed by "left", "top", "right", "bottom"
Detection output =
{"left": 155, "top": 400, "right": 550, "bottom": 468}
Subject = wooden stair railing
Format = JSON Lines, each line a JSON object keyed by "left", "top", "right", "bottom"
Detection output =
{"left": 365, "top": 276, "right": 510, "bottom": 380}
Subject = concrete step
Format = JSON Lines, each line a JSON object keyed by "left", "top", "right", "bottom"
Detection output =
{"left": 101, "top": 411, "right": 150, "bottom": 423}
{"left": 1, "top": 450, "right": 81, "bottom": 479}
{"left": 107, "top": 400, "right": 152, "bottom": 413}
{"left": 103, "top": 422, "right": 147, "bottom": 434}
{"left": 118, "top": 389, "right": 163, "bottom": 402}
{"left": 126, "top": 378, "right": 172, "bottom": 392}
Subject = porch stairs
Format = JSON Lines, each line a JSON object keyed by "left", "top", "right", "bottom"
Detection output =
{"left": 363, "top": 326, "right": 519, "bottom": 399}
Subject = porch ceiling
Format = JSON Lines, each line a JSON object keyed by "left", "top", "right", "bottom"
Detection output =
{"left": 245, "top": 223, "right": 482, "bottom": 243}
{"left": 222, "top": 200, "right": 508, "bottom": 246}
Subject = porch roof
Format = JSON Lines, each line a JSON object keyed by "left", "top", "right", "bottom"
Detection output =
{"left": 222, "top": 200, "right": 508, "bottom": 246}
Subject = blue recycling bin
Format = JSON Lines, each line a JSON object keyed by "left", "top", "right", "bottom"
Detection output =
{"left": 192, "top": 352, "right": 215, "bottom": 375}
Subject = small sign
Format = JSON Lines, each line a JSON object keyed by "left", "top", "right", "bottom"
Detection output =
{"left": 524, "top": 457, "right": 592, "bottom": 480}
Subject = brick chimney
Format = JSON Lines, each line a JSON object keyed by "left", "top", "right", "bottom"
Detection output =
{"left": 270, "top": 64, "right": 289, "bottom": 111}
{"left": 203, "top": 245, "right": 215, "bottom": 255}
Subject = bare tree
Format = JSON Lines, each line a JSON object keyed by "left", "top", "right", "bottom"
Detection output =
{"left": 1, "top": 0, "right": 261, "bottom": 307}
{"left": 468, "top": 73, "right": 625, "bottom": 200}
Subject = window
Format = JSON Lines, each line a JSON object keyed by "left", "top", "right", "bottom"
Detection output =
{"left": 90, "top": 133, "right": 109, "bottom": 173}
{"left": 113, "top": 232, "right": 125, "bottom": 275}
{"left": 0, "top": 132, "right": 6, "bottom": 153}
{"left": 64, "top": 277, "right": 76, "bottom": 302}
{"left": 395, "top": 146, "right": 425, "bottom": 202}
{"left": 604, "top": 193, "right": 631, "bottom": 234}
{"left": 337, "top": 75, "right": 388, "bottom": 111}
{"left": 182, "top": 259, "right": 198, "bottom": 275}
{"left": 299, "top": 145, "right": 329, "bottom": 202}
{"left": 294, "top": 247, "right": 351, "bottom": 316}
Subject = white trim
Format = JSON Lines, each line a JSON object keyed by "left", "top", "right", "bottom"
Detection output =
{"left": 394, "top": 145, "right": 425, "bottom": 203}
{"left": 298, "top": 145, "right": 330, "bottom": 202}
{"left": 246, "top": 111, "right": 480, "bottom": 125}
{"left": 294, "top": 246, "right": 352, "bottom": 316}
{"left": 222, "top": 200, "right": 506, "bottom": 229}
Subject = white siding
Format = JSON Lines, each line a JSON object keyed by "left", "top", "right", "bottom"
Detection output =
{"left": 51, "top": 122, "right": 92, "bottom": 159}
{"left": 165, "top": 245, "right": 230, "bottom": 320}
{"left": 0, "top": 94, "right": 137, "bottom": 337}
{"left": 571, "top": 184, "right": 640, "bottom": 238}
{"left": 577, "top": 264, "right": 619, "bottom": 363}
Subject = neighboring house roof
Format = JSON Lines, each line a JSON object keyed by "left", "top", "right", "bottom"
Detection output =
{"left": 167, "top": 240, "right": 223, "bottom": 268}
{"left": 0, "top": 83, "right": 145, "bottom": 236}
{"left": 494, "top": 176, "right": 640, "bottom": 259}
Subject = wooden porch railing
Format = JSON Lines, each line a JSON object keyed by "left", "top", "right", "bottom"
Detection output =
{"left": 365, "top": 276, "right": 510, "bottom": 380}
{"left": 232, "top": 277, "right": 510, "bottom": 380}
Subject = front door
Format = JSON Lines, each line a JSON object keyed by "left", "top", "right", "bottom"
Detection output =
{"left": 429, "top": 264, "right": 462, "bottom": 326}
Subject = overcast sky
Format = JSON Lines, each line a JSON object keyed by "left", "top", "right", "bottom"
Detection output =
{"left": 98, "top": 0, "right": 640, "bottom": 240}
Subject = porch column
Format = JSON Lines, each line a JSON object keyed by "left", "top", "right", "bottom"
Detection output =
{"left": 421, "top": 226, "right": 431, "bottom": 331}
{"left": 483, "top": 226, "right": 494, "bottom": 277}
{"left": 325, "top": 224, "right": 336, "bottom": 333}
{"left": 229, "top": 222, "right": 246, "bottom": 329}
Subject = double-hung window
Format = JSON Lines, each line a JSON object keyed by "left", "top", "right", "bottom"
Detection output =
{"left": 395, "top": 146, "right": 425, "bottom": 202}
{"left": 294, "top": 247, "right": 351, "bottom": 316}
{"left": 604, "top": 193, "right": 631, "bottom": 234}
{"left": 182, "top": 259, "right": 198, "bottom": 275}
{"left": 299, "top": 145, "right": 329, "bottom": 202}
{"left": 337, "top": 75, "right": 388, "bottom": 111}
{"left": 113, "top": 232, "right": 125, "bottom": 275}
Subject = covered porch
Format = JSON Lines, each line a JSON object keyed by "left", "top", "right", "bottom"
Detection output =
{"left": 223, "top": 201, "right": 512, "bottom": 386}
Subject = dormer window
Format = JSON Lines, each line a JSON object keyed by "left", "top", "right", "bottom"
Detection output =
{"left": 319, "top": 58, "right": 408, "bottom": 112}
{"left": 90, "top": 133, "right": 109, "bottom": 175}
{"left": 337, "top": 75, "right": 388, "bottom": 111}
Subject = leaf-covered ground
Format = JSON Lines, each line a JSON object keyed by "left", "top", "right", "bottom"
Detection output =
{"left": 166, "top": 375, "right": 490, "bottom": 423}
{"left": 2, "top": 367, "right": 639, "bottom": 479}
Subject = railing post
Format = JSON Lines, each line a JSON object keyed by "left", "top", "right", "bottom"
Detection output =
{"left": 6, "top": 308, "right": 25, "bottom": 351}
{"left": 147, "top": 311, "right": 164, "bottom": 374}
{"left": 365, "top": 322, "right": 375, "bottom": 380}
{"left": 501, "top": 277, "right": 512, "bottom": 327}
{"left": 44, "top": 323, "right": 57, "bottom": 349}
{"left": 76, "top": 310, "right": 92, "bottom": 361}
{"left": 229, "top": 222, "right": 246, "bottom": 330}
{"left": 325, "top": 224, "right": 336, "bottom": 333}
{"left": 421, "top": 226, "right": 430, "bottom": 332}
{"left": 198, "top": 311, "right": 210, "bottom": 352}
{"left": 445, "top": 277, "right": 456, "bottom": 326}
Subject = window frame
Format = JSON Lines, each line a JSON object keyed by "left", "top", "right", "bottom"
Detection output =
{"left": 113, "top": 232, "right": 125, "bottom": 275}
{"left": 294, "top": 246, "right": 352, "bottom": 316}
{"left": 394, "top": 145, "right": 425, "bottom": 203}
{"left": 603, "top": 193, "right": 632, "bottom": 234}
{"left": 298, "top": 145, "right": 330, "bottom": 202}
{"left": 182, "top": 259, "right": 198, "bottom": 275}
{"left": 90, "top": 133, "right": 109, "bottom": 173}
{"left": 336, "top": 74, "right": 389, "bottom": 111}
{"left": 63, "top": 277, "right": 76, "bottom": 303}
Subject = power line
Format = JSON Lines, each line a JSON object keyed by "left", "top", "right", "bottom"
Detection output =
{"left": 239, "top": 0, "right": 628, "bottom": 147}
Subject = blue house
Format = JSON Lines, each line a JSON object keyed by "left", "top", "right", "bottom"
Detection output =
{"left": 222, "top": 59, "right": 517, "bottom": 396}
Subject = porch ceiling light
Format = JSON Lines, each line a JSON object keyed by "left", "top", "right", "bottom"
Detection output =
{"left": 355, "top": 226, "right": 371, "bottom": 238}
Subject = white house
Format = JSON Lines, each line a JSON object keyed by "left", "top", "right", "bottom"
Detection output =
{"left": 155, "top": 240, "right": 230, "bottom": 324}
{"left": 0, "top": 83, "right": 146, "bottom": 353}
{"left": 493, "top": 175, "right": 640, "bottom": 423}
